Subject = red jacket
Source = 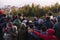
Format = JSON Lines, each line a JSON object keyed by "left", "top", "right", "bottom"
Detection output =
{"left": 32, "top": 29, "right": 57, "bottom": 40}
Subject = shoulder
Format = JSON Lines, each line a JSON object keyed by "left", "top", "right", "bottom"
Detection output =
{"left": 52, "top": 35, "right": 57, "bottom": 39}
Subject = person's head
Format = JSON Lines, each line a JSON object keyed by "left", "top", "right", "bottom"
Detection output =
{"left": 38, "top": 18, "right": 43, "bottom": 25}
{"left": 34, "top": 16, "right": 38, "bottom": 21}
{"left": 8, "top": 22, "right": 13, "bottom": 27}
{"left": 15, "top": 15, "right": 19, "bottom": 19}
{"left": 47, "top": 28, "right": 55, "bottom": 35}
{"left": 41, "top": 27, "right": 47, "bottom": 32}
{"left": 18, "top": 13, "right": 21, "bottom": 17}
{"left": 29, "top": 24, "right": 35, "bottom": 29}
{"left": 46, "top": 17, "right": 50, "bottom": 21}
{"left": 57, "top": 16, "right": 60, "bottom": 22}
{"left": 48, "top": 12, "right": 53, "bottom": 16}
{"left": 13, "top": 22, "right": 18, "bottom": 26}
{"left": 29, "top": 20, "right": 33, "bottom": 24}
{"left": 1, "top": 14, "right": 6, "bottom": 18}
{"left": 21, "top": 23, "right": 26, "bottom": 30}
{"left": 7, "top": 15, "right": 11, "bottom": 20}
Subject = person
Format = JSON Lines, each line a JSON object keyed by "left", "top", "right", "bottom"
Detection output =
{"left": 29, "top": 28, "right": 57, "bottom": 40}
{"left": 13, "top": 15, "right": 21, "bottom": 30}
{"left": 47, "top": 12, "right": 54, "bottom": 20}
{"left": 12, "top": 23, "right": 18, "bottom": 40}
{"left": 28, "top": 24, "right": 37, "bottom": 40}
{"left": 37, "top": 18, "right": 44, "bottom": 30}
{"left": 19, "top": 23, "right": 27, "bottom": 40}
{"left": 0, "top": 10, "right": 4, "bottom": 40}
{"left": 40, "top": 27, "right": 47, "bottom": 34}
{"left": 53, "top": 17, "right": 57, "bottom": 24}
{"left": 4, "top": 22, "right": 13, "bottom": 40}
{"left": 4, "top": 22, "right": 17, "bottom": 40}
{"left": 22, "top": 17, "right": 27, "bottom": 24}
{"left": 33, "top": 17, "right": 38, "bottom": 29}
{"left": 53, "top": 16, "right": 60, "bottom": 40}
{"left": 44, "top": 17, "right": 54, "bottom": 29}
{"left": 7, "top": 14, "right": 11, "bottom": 22}
{"left": 13, "top": 16, "right": 21, "bottom": 40}
{"left": 38, "top": 18, "right": 43, "bottom": 25}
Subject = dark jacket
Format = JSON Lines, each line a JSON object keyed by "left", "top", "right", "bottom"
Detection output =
{"left": 53, "top": 22, "right": 60, "bottom": 40}
{"left": 44, "top": 21, "right": 54, "bottom": 29}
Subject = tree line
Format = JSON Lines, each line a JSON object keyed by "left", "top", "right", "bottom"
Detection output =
{"left": 11, "top": 3, "right": 60, "bottom": 17}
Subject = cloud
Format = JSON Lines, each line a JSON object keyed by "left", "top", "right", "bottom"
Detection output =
{"left": 0, "top": 0, "right": 60, "bottom": 8}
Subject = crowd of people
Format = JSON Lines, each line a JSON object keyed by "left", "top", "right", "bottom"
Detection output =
{"left": 0, "top": 9, "right": 60, "bottom": 40}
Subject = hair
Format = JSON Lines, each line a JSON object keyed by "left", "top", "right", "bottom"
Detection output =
{"left": 48, "top": 12, "right": 53, "bottom": 16}
{"left": 18, "top": 13, "right": 21, "bottom": 16}
{"left": 13, "top": 23, "right": 17, "bottom": 26}
{"left": 41, "top": 27, "right": 47, "bottom": 32}
{"left": 29, "top": 24, "right": 35, "bottom": 29}
{"left": 8, "top": 22, "right": 12, "bottom": 27}
{"left": 14, "top": 15, "right": 19, "bottom": 19}
{"left": 2, "top": 14, "right": 6, "bottom": 17}
{"left": 46, "top": 17, "right": 50, "bottom": 21}
{"left": 21, "top": 23, "right": 26, "bottom": 30}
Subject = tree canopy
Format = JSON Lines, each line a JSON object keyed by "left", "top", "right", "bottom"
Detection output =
{"left": 11, "top": 3, "right": 60, "bottom": 17}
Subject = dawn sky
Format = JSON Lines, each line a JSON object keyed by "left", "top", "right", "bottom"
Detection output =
{"left": 0, "top": 0, "right": 60, "bottom": 8}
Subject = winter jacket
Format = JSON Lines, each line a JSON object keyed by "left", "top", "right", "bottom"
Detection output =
{"left": 44, "top": 21, "right": 54, "bottom": 29}
{"left": 32, "top": 28, "right": 57, "bottom": 40}
{"left": 13, "top": 19, "right": 21, "bottom": 29}
{"left": 53, "top": 22, "right": 60, "bottom": 40}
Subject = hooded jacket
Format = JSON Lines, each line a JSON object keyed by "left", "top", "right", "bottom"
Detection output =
{"left": 32, "top": 28, "right": 57, "bottom": 40}
{"left": 53, "top": 22, "right": 60, "bottom": 40}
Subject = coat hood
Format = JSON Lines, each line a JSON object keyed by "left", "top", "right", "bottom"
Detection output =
{"left": 47, "top": 28, "right": 55, "bottom": 35}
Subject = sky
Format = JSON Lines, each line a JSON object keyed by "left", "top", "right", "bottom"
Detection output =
{"left": 0, "top": 0, "right": 60, "bottom": 8}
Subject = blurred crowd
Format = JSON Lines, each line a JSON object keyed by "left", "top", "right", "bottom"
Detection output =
{"left": 0, "top": 9, "right": 60, "bottom": 40}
